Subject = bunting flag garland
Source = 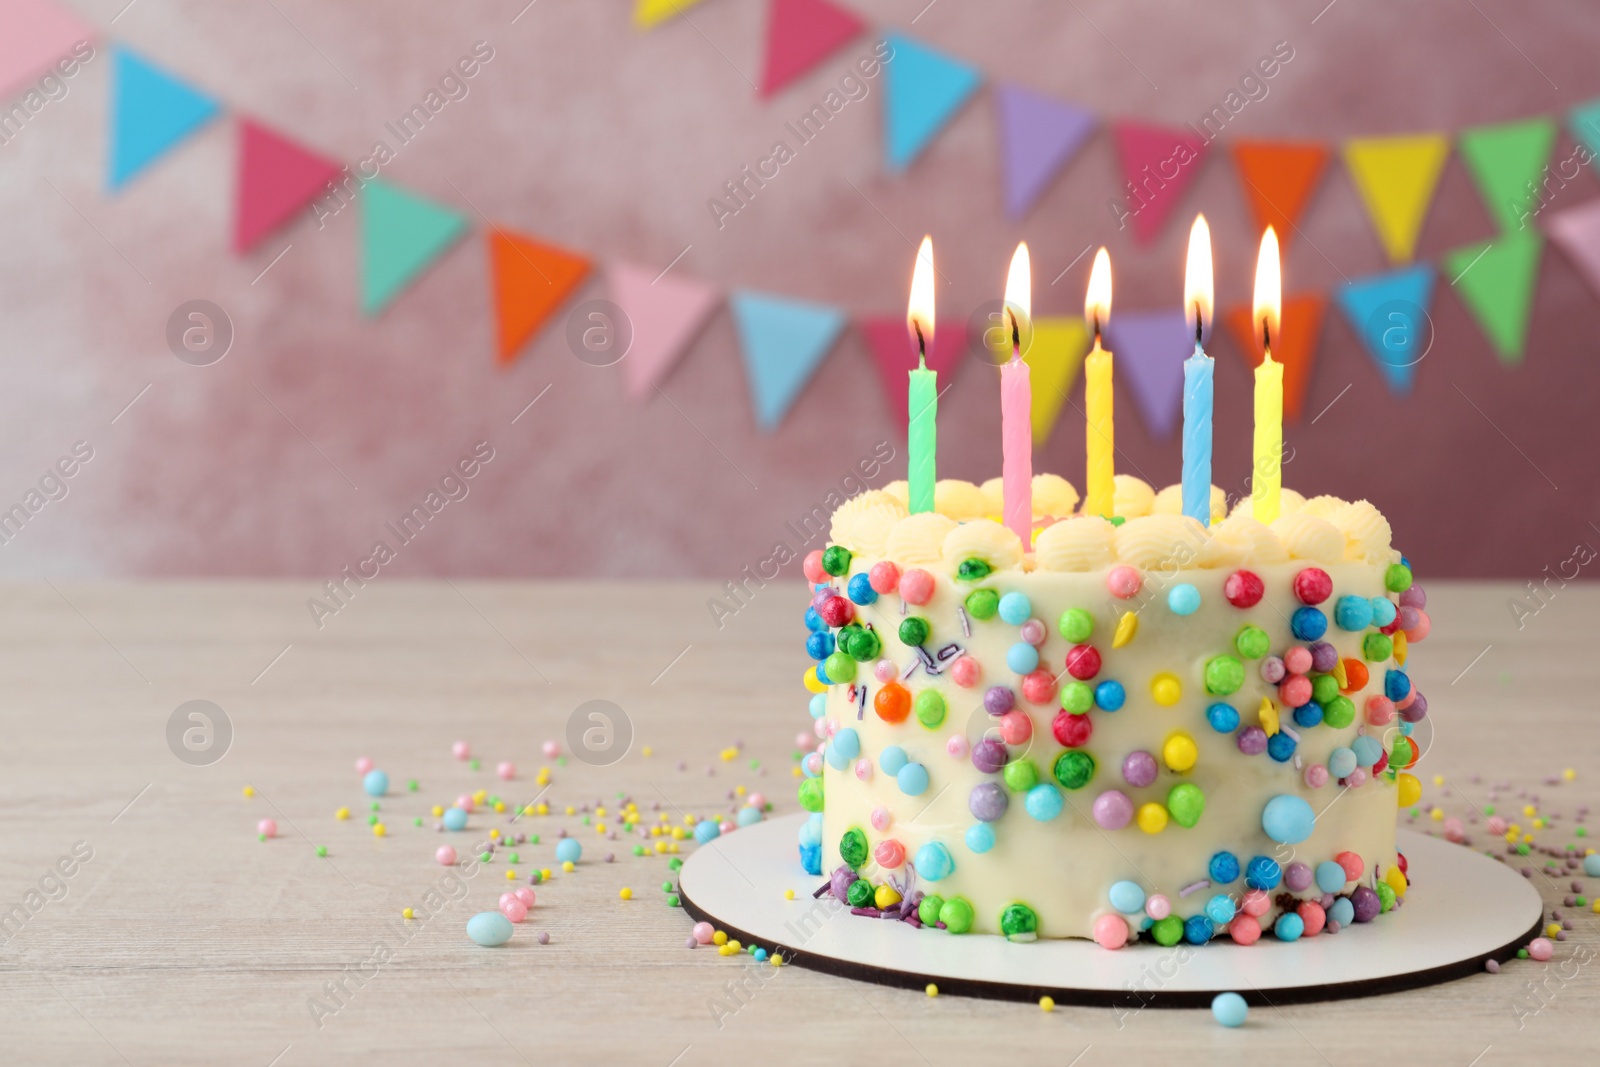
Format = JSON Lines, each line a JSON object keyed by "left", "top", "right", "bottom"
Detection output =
{"left": 489, "top": 229, "right": 591, "bottom": 364}
{"left": 1457, "top": 117, "right": 1556, "bottom": 234}
{"left": 995, "top": 84, "right": 1096, "bottom": 221}
{"left": 1545, "top": 198, "right": 1600, "bottom": 300}
{"left": 881, "top": 33, "right": 982, "bottom": 173}
{"left": 1231, "top": 140, "right": 1329, "bottom": 250}
{"left": 359, "top": 178, "right": 468, "bottom": 316}
{"left": 1024, "top": 318, "right": 1090, "bottom": 445}
{"left": 1443, "top": 231, "right": 1543, "bottom": 365}
{"left": 758, "top": 0, "right": 865, "bottom": 98}
{"left": 859, "top": 315, "right": 968, "bottom": 426}
{"left": 1342, "top": 133, "right": 1451, "bottom": 264}
{"left": 731, "top": 291, "right": 845, "bottom": 430}
{"left": 1336, "top": 265, "right": 1435, "bottom": 395}
{"left": 633, "top": 0, "right": 707, "bottom": 31}
{"left": 1112, "top": 122, "right": 1209, "bottom": 246}
{"left": 0, "top": 0, "right": 94, "bottom": 101}
{"left": 107, "top": 47, "right": 219, "bottom": 190}
{"left": 610, "top": 262, "right": 721, "bottom": 399}
{"left": 1223, "top": 294, "right": 1327, "bottom": 422}
{"left": 1104, "top": 309, "right": 1190, "bottom": 439}
{"left": 232, "top": 119, "right": 343, "bottom": 253}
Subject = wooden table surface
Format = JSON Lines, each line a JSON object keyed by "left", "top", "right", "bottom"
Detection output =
{"left": 2, "top": 580, "right": 1598, "bottom": 1065}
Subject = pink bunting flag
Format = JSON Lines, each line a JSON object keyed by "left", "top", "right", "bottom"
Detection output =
{"left": 1546, "top": 198, "right": 1600, "bottom": 301}
{"left": 233, "top": 118, "right": 344, "bottom": 254}
{"left": 1111, "top": 122, "right": 1209, "bottom": 246}
{"left": 610, "top": 263, "right": 722, "bottom": 399}
{"left": 759, "top": 0, "right": 865, "bottom": 98}
{"left": 859, "top": 316, "right": 967, "bottom": 426}
{"left": 0, "top": 0, "right": 93, "bottom": 103}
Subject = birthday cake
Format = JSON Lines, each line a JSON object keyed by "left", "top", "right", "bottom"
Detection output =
{"left": 795, "top": 475, "right": 1431, "bottom": 948}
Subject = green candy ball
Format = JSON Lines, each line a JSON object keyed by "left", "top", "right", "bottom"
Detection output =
{"left": 1322, "top": 695, "right": 1356, "bottom": 729}
{"left": 839, "top": 828, "right": 868, "bottom": 869}
{"left": 1059, "top": 681, "right": 1094, "bottom": 714}
{"left": 846, "top": 879, "right": 874, "bottom": 907}
{"left": 797, "top": 777, "right": 824, "bottom": 813}
{"left": 899, "top": 616, "right": 931, "bottom": 647}
{"left": 1376, "top": 881, "right": 1397, "bottom": 913}
{"left": 938, "top": 896, "right": 974, "bottom": 934}
{"left": 1167, "top": 783, "right": 1206, "bottom": 828}
{"left": 847, "top": 628, "right": 881, "bottom": 662}
{"left": 914, "top": 689, "right": 947, "bottom": 729}
{"left": 1058, "top": 607, "right": 1094, "bottom": 643}
{"left": 1204, "top": 655, "right": 1245, "bottom": 696}
{"left": 1311, "top": 673, "right": 1340, "bottom": 705}
{"left": 1363, "top": 632, "right": 1393, "bottom": 663}
{"left": 1234, "top": 624, "right": 1270, "bottom": 660}
{"left": 1384, "top": 563, "right": 1413, "bottom": 593}
{"left": 1150, "top": 915, "right": 1185, "bottom": 946}
{"left": 965, "top": 588, "right": 999, "bottom": 620}
{"left": 957, "top": 558, "right": 992, "bottom": 581}
{"left": 918, "top": 895, "right": 945, "bottom": 926}
{"left": 1054, "top": 750, "right": 1096, "bottom": 790}
{"left": 823, "top": 651, "right": 857, "bottom": 684}
{"left": 999, "top": 903, "right": 1039, "bottom": 941}
{"left": 822, "top": 545, "right": 853, "bottom": 577}
{"left": 1003, "top": 758, "right": 1040, "bottom": 793}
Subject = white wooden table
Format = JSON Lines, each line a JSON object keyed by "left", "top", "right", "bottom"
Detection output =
{"left": 1, "top": 581, "right": 1596, "bottom": 1064}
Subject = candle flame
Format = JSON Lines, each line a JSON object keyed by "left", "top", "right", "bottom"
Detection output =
{"left": 1253, "top": 226, "right": 1281, "bottom": 354}
{"left": 1184, "top": 214, "right": 1213, "bottom": 346}
{"left": 1085, "top": 247, "right": 1112, "bottom": 339}
{"left": 1004, "top": 242, "right": 1031, "bottom": 355}
{"left": 907, "top": 235, "right": 935, "bottom": 360}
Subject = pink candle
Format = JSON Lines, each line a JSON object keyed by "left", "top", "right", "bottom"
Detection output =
{"left": 1000, "top": 243, "right": 1032, "bottom": 543}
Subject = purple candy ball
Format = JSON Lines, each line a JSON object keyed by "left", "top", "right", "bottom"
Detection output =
{"left": 830, "top": 866, "right": 855, "bottom": 903}
{"left": 969, "top": 782, "right": 1009, "bottom": 822}
{"left": 972, "top": 739, "right": 1009, "bottom": 775}
{"left": 1092, "top": 789, "right": 1135, "bottom": 830}
{"left": 1237, "top": 726, "right": 1269, "bottom": 756}
{"left": 1308, "top": 641, "right": 1338, "bottom": 673}
{"left": 1121, "top": 750, "right": 1158, "bottom": 789}
{"left": 1400, "top": 583, "right": 1426, "bottom": 610}
{"left": 983, "top": 686, "right": 1016, "bottom": 716}
{"left": 1401, "top": 691, "right": 1428, "bottom": 723}
{"left": 1398, "top": 606, "right": 1421, "bottom": 632}
{"left": 1351, "top": 886, "right": 1381, "bottom": 923}
{"left": 1284, "top": 861, "right": 1314, "bottom": 892}
{"left": 1260, "top": 656, "right": 1286, "bottom": 684}
{"left": 812, "top": 588, "right": 835, "bottom": 610}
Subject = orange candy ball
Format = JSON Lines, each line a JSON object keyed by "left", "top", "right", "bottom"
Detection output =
{"left": 1341, "top": 658, "right": 1369, "bottom": 694}
{"left": 874, "top": 682, "right": 911, "bottom": 724}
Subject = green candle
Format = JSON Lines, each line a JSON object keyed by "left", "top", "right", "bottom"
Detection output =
{"left": 907, "top": 237, "right": 937, "bottom": 514}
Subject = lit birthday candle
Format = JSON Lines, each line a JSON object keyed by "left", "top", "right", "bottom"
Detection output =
{"left": 1181, "top": 215, "right": 1214, "bottom": 527}
{"left": 1000, "top": 242, "right": 1033, "bottom": 543}
{"left": 1251, "top": 227, "right": 1284, "bottom": 525}
{"left": 906, "top": 236, "right": 937, "bottom": 515}
{"left": 1083, "top": 248, "right": 1114, "bottom": 519}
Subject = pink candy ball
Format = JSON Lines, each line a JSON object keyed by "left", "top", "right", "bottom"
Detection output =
{"left": 1346, "top": 768, "right": 1369, "bottom": 788}
{"left": 1229, "top": 915, "right": 1262, "bottom": 945}
{"left": 542, "top": 741, "right": 561, "bottom": 759}
{"left": 452, "top": 741, "right": 470, "bottom": 760}
{"left": 1279, "top": 674, "right": 1312, "bottom": 708}
{"left": 1443, "top": 817, "right": 1465, "bottom": 843}
{"left": 1488, "top": 815, "right": 1508, "bottom": 835}
{"left": 1093, "top": 913, "right": 1129, "bottom": 949}
{"left": 874, "top": 840, "right": 906, "bottom": 869}
{"left": 514, "top": 886, "right": 536, "bottom": 907}
{"left": 749, "top": 793, "right": 766, "bottom": 809}
{"left": 1020, "top": 618, "right": 1047, "bottom": 646}
{"left": 795, "top": 731, "right": 813, "bottom": 748}
{"left": 1404, "top": 610, "right": 1431, "bottom": 642}
{"left": 257, "top": 819, "right": 277, "bottom": 838}
{"left": 1298, "top": 901, "right": 1326, "bottom": 937}
{"left": 1304, "top": 764, "right": 1329, "bottom": 789}
{"left": 868, "top": 561, "right": 901, "bottom": 594}
{"left": 873, "top": 659, "right": 897, "bottom": 683}
{"left": 945, "top": 735, "right": 970, "bottom": 760}
{"left": 949, "top": 656, "right": 981, "bottom": 688}
{"left": 1105, "top": 565, "right": 1142, "bottom": 599}
{"left": 824, "top": 719, "right": 839, "bottom": 738}
{"left": 812, "top": 718, "right": 829, "bottom": 740}
{"left": 1241, "top": 889, "right": 1271, "bottom": 917}
{"left": 802, "top": 550, "right": 829, "bottom": 585}
{"left": 456, "top": 794, "right": 475, "bottom": 812}
{"left": 854, "top": 759, "right": 873, "bottom": 782}
{"left": 1395, "top": 689, "right": 1417, "bottom": 711}
{"left": 436, "top": 846, "right": 457, "bottom": 866}
{"left": 1529, "top": 937, "right": 1553, "bottom": 961}
{"left": 1144, "top": 894, "right": 1171, "bottom": 921}
{"left": 692, "top": 922, "right": 715, "bottom": 944}
{"left": 497, "top": 761, "right": 516, "bottom": 781}
{"left": 899, "top": 568, "right": 935, "bottom": 606}
{"left": 1366, "top": 696, "right": 1396, "bottom": 725}
{"left": 355, "top": 757, "right": 374, "bottom": 774}
{"left": 998, "top": 710, "right": 1032, "bottom": 746}
{"left": 499, "top": 899, "right": 529, "bottom": 924}
{"left": 1091, "top": 789, "right": 1134, "bottom": 830}
{"left": 803, "top": 752, "right": 823, "bottom": 776}
{"left": 1283, "top": 647, "right": 1313, "bottom": 675}
{"left": 870, "top": 806, "right": 892, "bottom": 832}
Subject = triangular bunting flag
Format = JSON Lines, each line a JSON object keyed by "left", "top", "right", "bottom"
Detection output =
{"left": 1342, "top": 133, "right": 1450, "bottom": 263}
{"left": 634, "top": 0, "right": 706, "bottom": 30}
{"left": 759, "top": 0, "right": 865, "bottom": 98}
{"left": 1111, "top": 122, "right": 1209, "bottom": 245}
{"left": 1104, "top": 309, "right": 1189, "bottom": 439}
{"left": 359, "top": 179, "right": 468, "bottom": 315}
{"left": 1336, "top": 265, "right": 1435, "bottom": 394}
{"left": 1231, "top": 140, "right": 1329, "bottom": 249}
{"left": 1443, "top": 231, "right": 1542, "bottom": 366}
{"left": 232, "top": 118, "right": 343, "bottom": 254}
{"left": 1025, "top": 318, "right": 1090, "bottom": 445}
{"left": 489, "top": 229, "right": 591, "bottom": 363}
{"left": 1223, "top": 294, "right": 1328, "bottom": 422}
{"left": 730, "top": 291, "right": 845, "bottom": 430}
{"left": 610, "top": 262, "right": 720, "bottom": 398}
{"left": 881, "top": 33, "right": 982, "bottom": 173}
{"left": 859, "top": 315, "right": 968, "bottom": 427}
{"left": 1458, "top": 117, "right": 1556, "bottom": 233}
{"left": 1568, "top": 98, "right": 1600, "bottom": 167}
{"left": 995, "top": 84, "right": 1096, "bottom": 221}
{"left": 108, "top": 46, "right": 220, "bottom": 189}
{"left": 1546, "top": 197, "right": 1600, "bottom": 300}
{"left": 0, "top": 0, "right": 94, "bottom": 102}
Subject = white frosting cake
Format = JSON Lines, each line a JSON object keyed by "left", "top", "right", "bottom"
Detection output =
{"left": 795, "top": 476, "right": 1431, "bottom": 948}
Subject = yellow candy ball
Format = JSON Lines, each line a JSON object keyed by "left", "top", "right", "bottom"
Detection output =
{"left": 431, "top": 805, "right": 444, "bottom": 817}
{"left": 874, "top": 885, "right": 903, "bottom": 909}
{"left": 242, "top": 786, "right": 255, "bottom": 798}
{"left": 1384, "top": 865, "right": 1408, "bottom": 898}
{"left": 506, "top": 870, "right": 516, "bottom": 880}
{"left": 335, "top": 807, "right": 350, "bottom": 820}
{"left": 562, "top": 861, "right": 575, "bottom": 872}
{"left": 1564, "top": 768, "right": 1577, "bottom": 781}
{"left": 373, "top": 823, "right": 386, "bottom": 837}
{"left": 1162, "top": 732, "right": 1198, "bottom": 773}
{"left": 784, "top": 889, "right": 796, "bottom": 900}
{"left": 713, "top": 930, "right": 728, "bottom": 945}
{"left": 1137, "top": 803, "right": 1169, "bottom": 834}
{"left": 1546, "top": 922, "right": 1562, "bottom": 938}
{"left": 1040, "top": 996, "right": 1055, "bottom": 1012}
{"left": 619, "top": 887, "right": 633, "bottom": 901}
{"left": 925, "top": 984, "right": 938, "bottom": 997}
{"left": 488, "top": 828, "right": 500, "bottom": 839}
{"left": 1396, "top": 773, "right": 1422, "bottom": 808}
{"left": 402, "top": 908, "right": 414, "bottom": 919}
{"left": 1150, "top": 672, "right": 1182, "bottom": 707}
{"left": 803, "top": 667, "right": 828, "bottom": 694}
{"left": 643, "top": 746, "right": 654, "bottom": 757}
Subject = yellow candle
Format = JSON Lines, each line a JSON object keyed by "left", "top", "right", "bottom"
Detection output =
{"left": 1250, "top": 228, "right": 1283, "bottom": 525}
{"left": 1083, "top": 248, "right": 1114, "bottom": 518}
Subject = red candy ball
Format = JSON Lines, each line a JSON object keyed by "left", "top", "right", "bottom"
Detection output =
{"left": 1052, "top": 711, "right": 1093, "bottom": 748}
{"left": 1021, "top": 669, "right": 1057, "bottom": 706}
{"left": 1397, "top": 851, "right": 1408, "bottom": 876}
{"left": 817, "top": 595, "right": 854, "bottom": 628}
{"left": 1293, "top": 567, "right": 1333, "bottom": 605}
{"left": 868, "top": 561, "right": 900, "bottom": 594}
{"left": 999, "top": 710, "right": 1032, "bottom": 746}
{"left": 1224, "top": 569, "right": 1264, "bottom": 608}
{"left": 899, "top": 568, "right": 936, "bottom": 606}
{"left": 1065, "top": 644, "right": 1102, "bottom": 681}
{"left": 802, "top": 550, "right": 829, "bottom": 585}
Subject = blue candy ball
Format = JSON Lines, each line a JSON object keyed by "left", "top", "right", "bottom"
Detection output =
{"left": 831, "top": 727, "right": 861, "bottom": 762}
{"left": 1328, "top": 747, "right": 1357, "bottom": 779}
{"left": 1266, "top": 730, "right": 1297, "bottom": 763}
{"left": 1315, "top": 860, "right": 1348, "bottom": 893}
{"left": 556, "top": 837, "right": 583, "bottom": 862}
{"left": 467, "top": 911, "right": 514, "bottom": 947}
{"left": 1212, "top": 992, "right": 1248, "bottom": 1028}
{"left": 1108, "top": 879, "right": 1145, "bottom": 914}
{"left": 1006, "top": 642, "right": 1040, "bottom": 675}
{"left": 693, "top": 820, "right": 721, "bottom": 844}
{"left": 1292, "top": 701, "right": 1323, "bottom": 728}
{"left": 1334, "top": 594, "right": 1373, "bottom": 631}
{"left": 809, "top": 694, "right": 828, "bottom": 719}
{"left": 1209, "top": 851, "right": 1240, "bottom": 883}
{"left": 798, "top": 813, "right": 823, "bottom": 847}
{"left": 1167, "top": 583, "right": 1202, "bottom": 616}
{"left": 1245, "top": 855, "right": 1281, "bottom": 890}
{"left": 1095, "top": 679, "right": 1126, "bottom": 712}
{"left": 443, "top": 806, "right": 468, "bottom": 831}
{"left": 1328, "top": 896, "right": 1355, "bottom": 927}
{"left": 1385, "top": 669, "right": 1412, "bottom": 701}
{"left": 897, "top": 763, "right": 930, "bottom": 797}
{"left": 879, "top": 745, "right": 909, "bottom": 776}
{"left": 1586, "top": 853, "right": 1600, "bottom": 878}
{"left": 805, "top": 632, "right": 835, "bottom": 661}
{"left": 737, "top": 805, "right": 763, "bottom": 827}
{"left": 799, "top": 842, "right": 822, "bottom": 875}
{"left": 814, "top": 661, "right": 833, "bottom": 686}
{"left": 997, "top": 591, "right": 1033, "bottom": 626}
{"left": 1275, "top": 912, "right": 1305, "bottom": 941}
{"left": 362, "top": 770, "right": 389, "bottom": 797}
{"left": 847, "top": 573, "right": 877, "bottom": 605}
{"left": 965, "top": 823, "right": 996, "bottom": 853}
{"left": 1261, "top": 794, "right": 1316, "bottom": 844}
{"left": 915, "top": 842, "right": 954, "bottom": 881}
{"left": 1024, "top": 783, "right": 1065, "bottom": 821}
{"left": 1184, "top": 914, "right": 1214, "bottom": 944}
{"left": 1205, "top": 894, "right": 1236, "bottom": 924}
{"left": 1369, "top": 597, "right": 1397, "bottom": 627}
{"left": 1290, "top": 606, "right": 1328, "bottom": 641}
{"left": 805, "top": 607, "right": 827, "bottom": 633}
{"left": 824, "top": 742, "right": 850, "bottom": 771}
{"left": 1351, "top": 734, "right": 1383, "bottom": 767}
{"left": 1206, "top": 702, "right": 1240, "bottom": 733}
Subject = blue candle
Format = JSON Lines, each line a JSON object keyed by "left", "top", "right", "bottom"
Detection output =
{"left": 1181, "top": 215, "right": 1214, "bottom": 527}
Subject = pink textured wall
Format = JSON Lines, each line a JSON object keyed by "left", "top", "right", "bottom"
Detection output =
{"left": 2, "top": 1, "right": 1597, "bottom": 581}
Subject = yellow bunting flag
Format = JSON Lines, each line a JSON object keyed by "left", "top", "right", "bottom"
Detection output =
{"left": 634, "top": 0, "right": 707, "bottom": 30}
{"left": 1342, "top": 134, "right": 1451, "bottom": 264}
{"left": 1024, "top": 317, "right": 1089, "bottom": 446}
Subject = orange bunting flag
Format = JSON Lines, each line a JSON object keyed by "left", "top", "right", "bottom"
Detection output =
{"left": 490, "top": 229, "right": 590, "bottom": 365}
{"left": 1223, "top": 294, "right": 1327, "bottom": 423}
{"left": 1231, "top": 140, "right": 1330, "bottom": 251}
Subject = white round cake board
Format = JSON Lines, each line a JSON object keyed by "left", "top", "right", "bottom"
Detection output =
{"left": 678, "top": 814, "right": 1543, "bottom": 1006}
